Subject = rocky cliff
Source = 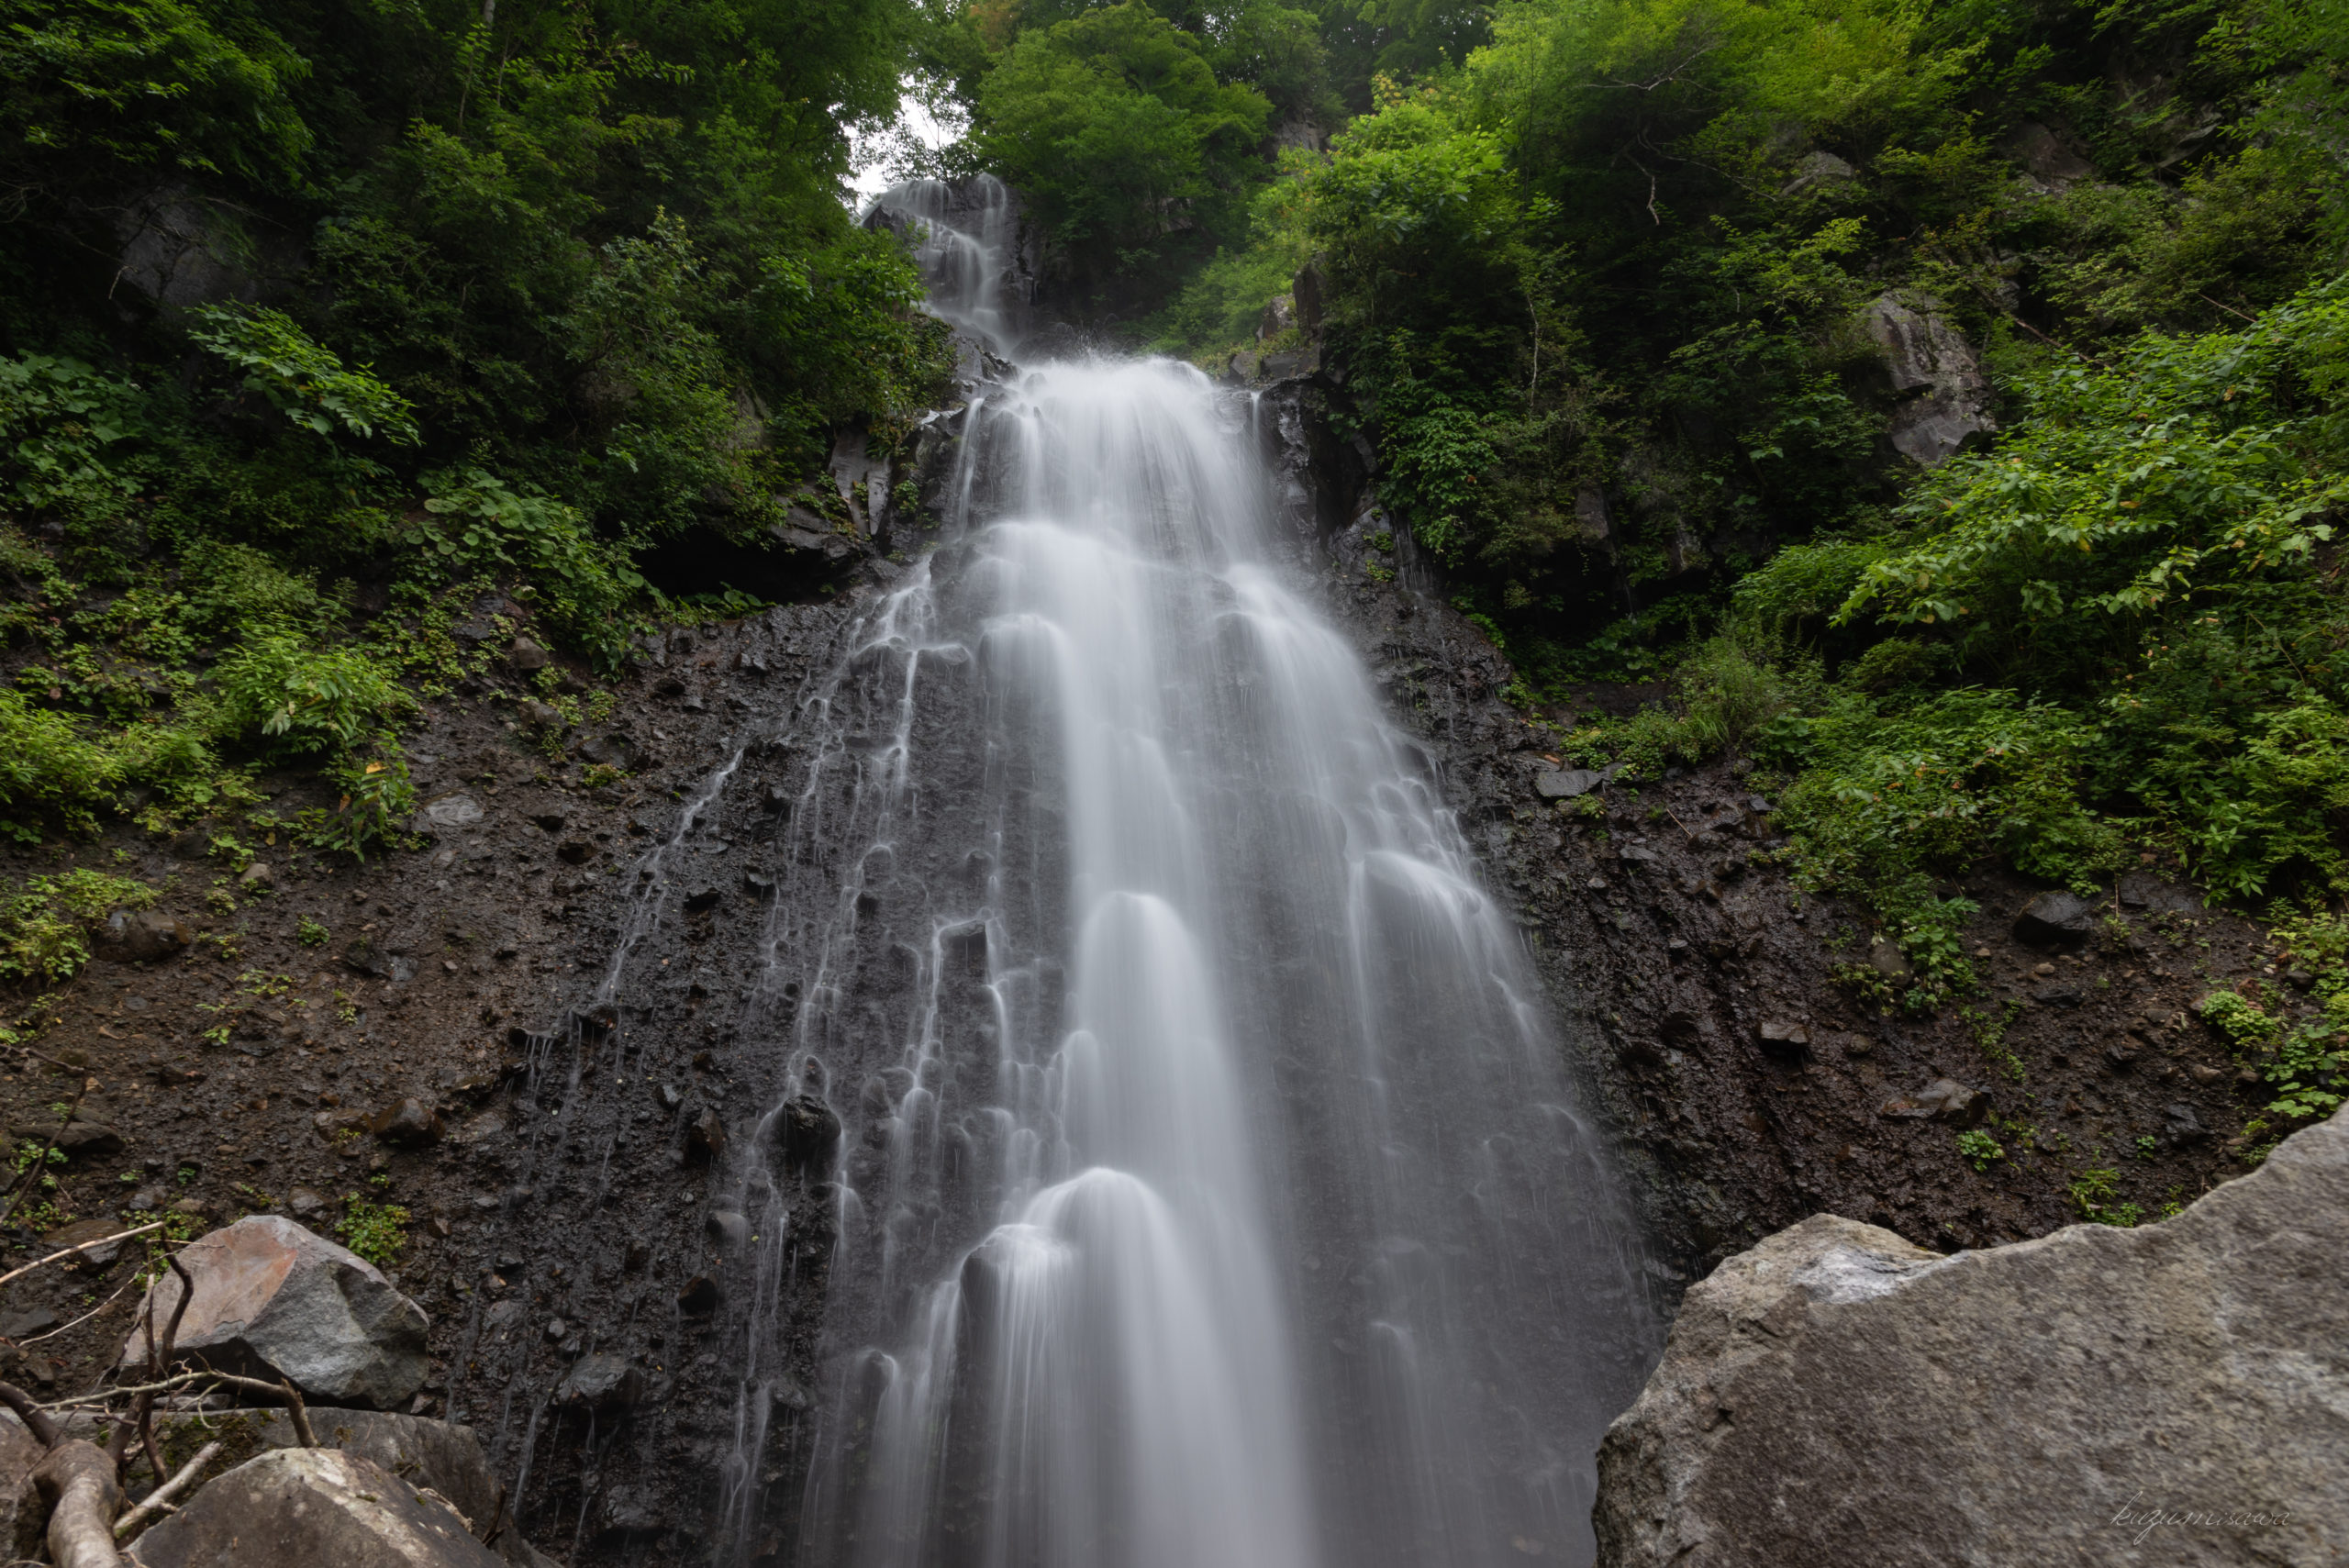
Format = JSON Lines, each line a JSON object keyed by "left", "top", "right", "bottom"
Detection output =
{"left": 0, "top": 359, "right": 2283, "bottom": 1564}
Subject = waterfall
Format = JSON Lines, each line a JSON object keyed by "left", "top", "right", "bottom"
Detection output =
{"left": 718, "top": 179, "right": 1656, "bottom": 1568}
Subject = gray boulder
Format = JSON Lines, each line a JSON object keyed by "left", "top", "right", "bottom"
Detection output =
{"left": 118, "top": 1216, "right": 429, "bottom": 1409}
{"left": 131, "top": 1446, "right": 502, "bottom": 1567}
{"left": 1863, "top": 291, "right": 1994, "bottom": 465}
{"left": 241, "top": 1408, "right": 554, "bottom": 1567}
{"left": 1595, "top": 1106, "right": 2349, "bottom": 1567}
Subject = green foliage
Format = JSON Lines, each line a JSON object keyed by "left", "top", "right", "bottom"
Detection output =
{"left": 0, "top": 868, "right": 152, "bottom": 981}
{"left": 295, "top": 917, "right": 328, "bottom": 948}
{"left": 974, "top": 5, "right": 1272, "bottom": 282}
{"left": 2202, "top": 910, "right": 2347, "bottom": 1123}
{"left": 334, "top": 1191, "right": 410, "bottom": 1271}
{"left": 214, "top": 636, "right": 411, "bottom": 759}
{"left": 412, "top": 470, "right": 645, "bottom": 668}
{"left": 1954, "top": 1128, "right": 2005, "bottom": 1172}
{"left": 0, "top": 355, "right": 146, "bottom": 518}
{"left": 187, "top": 306, "right": 419, "bottom": 445}
{"left": 1768, "top": 685, "right": 2121, "bottom": 892}
{"left": 2068, "top": 1165, "right": 2140, "bottom": 1227}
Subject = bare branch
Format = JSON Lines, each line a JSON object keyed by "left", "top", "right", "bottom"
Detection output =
{"left": 0, "top": 1380, "right": 61, "bottom": 1447}
{"left": 277, "top": 1381, "right": 316, "bottom": 1450}
{"left": 0, "top": 1225, "right": 165, "bottom": 1292}
{"left": 112, "top": 1440, "right": 221, "bottom": 1540}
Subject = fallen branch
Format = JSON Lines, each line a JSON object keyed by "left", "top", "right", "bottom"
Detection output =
{"left": 35, "top": 1440, "right": 124, "bottom": 1568}
{"left": 112, "top": 1440, "right": 221, "bottom": 1540}
{"left": 0, "top": 1378, "right": 61, "bottom": 1446}
{"left": 44, "top": 1369, "right": 312, "bottom": 1415}
{"left": 0, "top": 1224, "right": 165, "bottom": 1292}
{"left": 276, "top": 1379, "right": 316, "bottom": 1449}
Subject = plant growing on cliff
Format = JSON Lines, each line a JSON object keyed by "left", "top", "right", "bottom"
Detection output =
{"left": 0, "top": 870, "right": 155, "bottom": 984}
{"left": 1955, "top": 1129, "right": 2005, "bottom": 1173}
{"left": 2067, "top": 1167, "right": 2140, "bottom": 1227}
{"left": 336, "top": 1193, "right": 410, "bottom": 1272}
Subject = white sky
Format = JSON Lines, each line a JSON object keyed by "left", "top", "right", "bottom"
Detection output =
{"left": 847, "top": 89, "right": 960, "bottom": 205}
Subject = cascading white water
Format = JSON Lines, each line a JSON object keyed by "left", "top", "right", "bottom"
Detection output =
{"left": 754, "top": 181, "right": 1656, "bottom": 1568}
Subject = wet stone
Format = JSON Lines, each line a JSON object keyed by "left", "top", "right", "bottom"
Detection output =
{"left": 2013, "top": 891, "right": 2096, "bottom": 947}
{"left": 557, "top": 1353, "right": 646, "bottom": 1413}
{"left": 370, "top": 1097, "right": 444, "bottom": 1144}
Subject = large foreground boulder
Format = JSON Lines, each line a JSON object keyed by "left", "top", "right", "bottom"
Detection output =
{"left": 119, "top": 1216, "right": 429, "bottom": 1409}
{"left": 239, "top": 1410, "right": 560, "bottom": 1568}
{"left": 1595, "top": 1106, "right": 2348, "bottom": 1567}
{"left": 131, "top": 1447, "right": 501, "bottom": 1567}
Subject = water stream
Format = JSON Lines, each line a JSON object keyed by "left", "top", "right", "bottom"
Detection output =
{"left": 697, "top": 178, "right": 1655, "bottom": 1568}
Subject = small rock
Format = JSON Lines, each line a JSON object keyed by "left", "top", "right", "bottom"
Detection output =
{"left": 557, "top": 1353, "right": 647, "bottom": 1413}
{"left": 776, "top": 1095, "right": 841, "bottom": 1175}
{"left": 2285, "top": 967, "right": 2316, "bottom": 990}
{"left": 707, "top": 1210, "right": 750, "bottom": 1252}
{"left": 677, "top": 1275, "right": 720, "bottom": 1314}
{"left": 2032, "top": 984, "right": 2083, "bottom": 1007}
{"left": 544, "top": 1318, "right": 567, "bottom": 1342}
{"left": 1866, "top": 938, "right": 1913, "bottom": 983}
{"left": 529, "top": 812, "right": 567, "bottom": 832}
{"left": 743, "top": 870, "right": 776, "bottom": 898}
{"left": 1881, "top": 1078, "right": 1989, "bottom": 1126}
{"left": 1618, "top": 845, "right": 1663, "bottom": 866}
{"left": 510, "top": 636, "right": 551, "bottom": 671}
{"left": 2163, "top": 1104, "right": 2206, "bottom": 1144}
{"left": 40, "top": 1216, "right": 129, "bottom": 1268}
{"left": 97, "top": 910, "right": 193, "bottom": 963}
{"left": 0, "top": 1306, "right": 60, "bottom": 1340}
{"left": 414, "top": 793, "right": 484, "bottom": 831}
{"left": 683, "top": 887, "right": 722, "bottom": 913}
{"left": 557, "top": 840, "right": 592, "bottom": 865}
{"left": 2105, "top": 1041, "right": 2140, "bottom": 1072}
{"left": 2013, "top": 891, "right": 2096, "bottom": 947}
{"left": 2189, "top": 1063, "right": 2224, "bottom": 1084}
{"left": 239, "top": 861, "right": 275, "bottom": 889}
{"left": 1841, "top": 1035, "right": 1876, "bottom": 1059}
{"left": 518, "top": 699, "right": 563, "bottom": 728}
{"left": 50, "top": 1121, "right": 125, "bottom": 1159}
{"left": 288, "top": 1186, "right": 328, "bottom": 1218}
{"left": 369, "top": 1097, "right": 444, "bottom": 1145}
{"left": 451, "top": 1110, "right": 507, "bottom": 1146}
{"left": 685, "top": 1107, "right": 726, "bottom": 1162}
{"left": 2116, "top": 871, "right": 2202, "bottom": 916}
{"left": 1755, "top": 1019, "right": 1809, "bottom": 1059}
{"left": 1535, "top": 768, "right": 1607, "bottom": 800}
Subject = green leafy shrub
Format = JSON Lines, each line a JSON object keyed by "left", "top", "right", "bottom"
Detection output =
{"left": 1954, "top": 1129, "right": 2005, "bottom": 1172}
{"left": 335, "top": 1192, "right": 410, "bottom": 1271}
{"left": 0, "top": 870, "right": 155, "bottom": 984}
{"left": 187, "top": 306, "right": 419, "bottom": 445}
{"left": 214, "top": 636, "right": 411, "bottom": 759}
{"left": 0, "top": 354, "right": 146, "bottom": 518}
{"left": 412, "top": 471, "right": 646, "bottom": 670}
{"left": 2068, "top": 1166, "right": 2140, "bottom": 1227}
